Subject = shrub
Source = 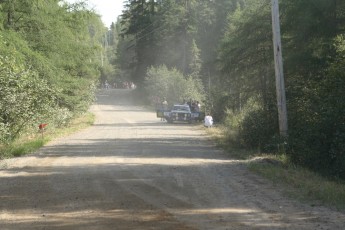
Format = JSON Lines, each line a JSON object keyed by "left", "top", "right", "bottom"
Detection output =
{"left": 239, "top": 108, "right": 278, "bottom": 151}
{"left": 222, "top": 97, "right": 279, "bottom": 152}
{"left": 0, "top": 56, "right": 58, "bottom": 142}
{"left": 144, "top": 65, "right": 205, "bottom": 106}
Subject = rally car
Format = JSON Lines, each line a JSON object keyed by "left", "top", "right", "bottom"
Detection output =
{"left": 157, "top": 104, "right": 204, "bottom": 123}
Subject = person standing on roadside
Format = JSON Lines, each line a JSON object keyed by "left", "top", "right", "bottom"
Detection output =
{"left": 204, "top": 113, "right": 213, "bottom": 128}
{"left": 161, "top": 98, "right": 168, "bottom": 121}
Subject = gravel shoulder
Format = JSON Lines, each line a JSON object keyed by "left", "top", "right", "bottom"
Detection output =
{"left": 0, "top": 89, "right": 344, "bottom": 230}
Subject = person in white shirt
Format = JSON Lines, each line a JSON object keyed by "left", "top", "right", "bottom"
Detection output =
{"left": 162, "top": 98, "right": 168, "bottom": 110}
{"left": 161, "top": 98, "right": 168, "bottom": 121}
{"left": 204, "top": 113, "right": 213, "bottom": 128}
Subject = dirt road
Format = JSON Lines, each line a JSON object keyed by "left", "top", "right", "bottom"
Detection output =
{"left": 0, "top": 89, "right": 344, "bottom": 229}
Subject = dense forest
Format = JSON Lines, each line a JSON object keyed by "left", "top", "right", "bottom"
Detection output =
{"left": 0, "top": 0, "right": 344, "bottom": 180}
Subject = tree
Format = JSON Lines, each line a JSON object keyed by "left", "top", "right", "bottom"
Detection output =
{"left": 120, "top": 0, "right": 216, "bottom": 86}
{"left": 145, "top": 65, "right": 205, "bottom": 106}
{"left": 0, "top": 55, "right": 58, "bottom": 142}
{"left": 217, "top": 1, "right": 275, "bottom": 112}
{"left": 0, "top": 0, "right": 106, "bottom": 143}
{"left": 121, "top": 0, "right": 157, "bottom": 86}
{"left": 280, "top": 0, "right": 345, "bottom": 178}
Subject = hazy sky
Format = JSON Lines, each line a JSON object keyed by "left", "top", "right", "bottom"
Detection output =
{"left": 65, "top": 0, "right": 124, "bottom": 27}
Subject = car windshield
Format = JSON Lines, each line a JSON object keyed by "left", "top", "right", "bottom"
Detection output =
{"left": 172, "top": 105, "right": 190, "bottom": 112}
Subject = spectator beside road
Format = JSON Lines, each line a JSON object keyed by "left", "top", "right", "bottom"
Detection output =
{"left": 204, "top": 113, "right": 213, "bottom": 128}
{"left": 161, "top": 98, "right": 168, "bottom": 121}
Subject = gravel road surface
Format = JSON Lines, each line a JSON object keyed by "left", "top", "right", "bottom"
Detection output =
{"left": 0, "top": 89, "right": 344, "bottom": 229}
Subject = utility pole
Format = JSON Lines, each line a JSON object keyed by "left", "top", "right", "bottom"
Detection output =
{"left": 271, "top": 0, "right": 288, "bottom": 137}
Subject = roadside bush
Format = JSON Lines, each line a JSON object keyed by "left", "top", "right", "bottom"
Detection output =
{"left": 0, "top": 56, "right": 58, "bottom": 142}
{"left": 57, "top": 77, "right": 96, "bottom": 113}
{"left": 208, "top": 90, "right": 234, "bottom": 122}
{"left": 144, "top": 65, "right": 205, "bottom": 106}
{"left": 222, "top": 97, "right": 278, "bottom": 151}
{"left": 239, "top": 108, "right": 278, "bottom": 151}
{"left": 288, "top": 63, "right": 345, "bottom": 180}
{"left": 288, "top": 112, "right": 345, "bottom": 180}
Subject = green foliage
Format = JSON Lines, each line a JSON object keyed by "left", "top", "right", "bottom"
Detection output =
{"left": 0, "top": 56, "right": 57, "bottom": 142}
{"left": 119, "top": 0, "right": 221, "bottom": 85}
{"left": 287, "top": 34, "right": 345, "bottom": 179}
{"left": 221, "top": 97, "right": 278, "bottom": 151}
{"left": 214, "top": 0, "right": 279, "bottom": 153}
{"left": 0, "top": 112, "right": 95, "bottom": 159}
{"left": 144, "top": 65, "right": 205, "bottom": 106}
{"left": 55, "top": 76, "right": 96, "bottom": 113}
{"left": 0, "top": 0, "right": 106, "bottom": 144}
{"left": 249, "top": 157, "right": 345, "bottom": 211}
{"left": 2, "top": 139, "right": 46, "bottom": 158}
{"left": 215, "top": 0, "right": 345, "bottom": 180}
{"left": 239, "top": 108, "right": 278, "bottom": 151}
{"left": 277, "top": 0, "right": 345, "bottom": 180}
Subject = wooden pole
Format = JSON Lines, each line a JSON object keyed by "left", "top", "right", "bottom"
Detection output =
{"left": 271, "top": 0, "right": 288, "bottom": 137}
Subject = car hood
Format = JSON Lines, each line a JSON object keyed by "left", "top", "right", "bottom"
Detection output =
{"left": 171, "top": 110, "right": 190, "bottom": 114}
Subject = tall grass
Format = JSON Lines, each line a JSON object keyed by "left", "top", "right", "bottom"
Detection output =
{"left": 0, "top": 112, "right": 95, "bottom": 159}
{"left": 206, "top": 125, "right": 345, "bottom": 211}
{"left": 249, "top": 161, "right": 345, "bottom": 210}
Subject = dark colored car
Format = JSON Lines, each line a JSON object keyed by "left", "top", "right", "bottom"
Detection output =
{"left": 156, "top": 104, "right": 204, "bottom": 124}
{"left": 167, "top": 104, "right": 192, "bottom": 123}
